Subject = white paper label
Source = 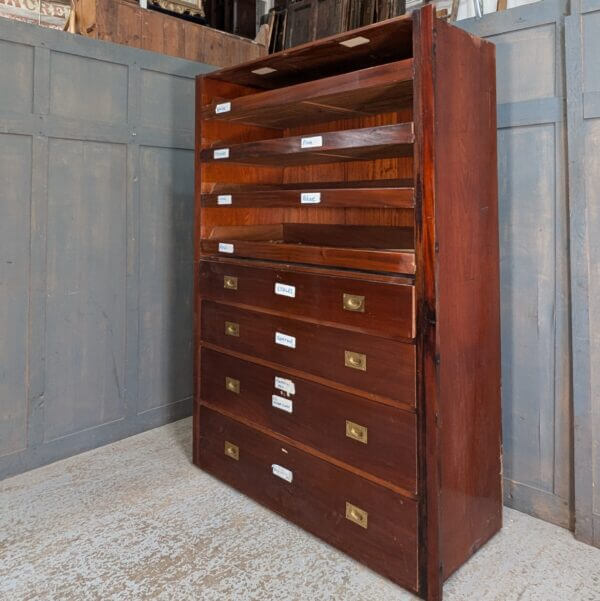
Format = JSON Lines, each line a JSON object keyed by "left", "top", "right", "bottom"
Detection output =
{"left": 217, "top": 195, "right": 232, "bottom": 205}
{"left": 275, "top": 332, "right": 296, "bottom": 348}
{"left": 274, "top": 283, "right": 296, "bottom": 298}
{"left": 213, "top": 148, "right": 229, "bottom": 159}
{"left": 272, "top": 464, "right": 293, "bottom": 483}
{"left": 274, "top": 376, "right": 295, "bottom": 395}
{"left": 300, "top": 192, "right": 321, "bottom": 204}
{"left": 300, "top": 135, "right": 323, "bottom": 149}
{"left": 215, "top": 101, "right": 231, "bottom": 114}
{"left": 218, "top": 243, "right": 234, "bottom": 254}
{"left": 272, "top": 395, "right": 293, "bottom": 413}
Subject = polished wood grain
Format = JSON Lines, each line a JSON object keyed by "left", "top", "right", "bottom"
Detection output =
{"left": 199, "top": 347, "right": 418, "bottom": 492}
{"left": 200, "top": 301, "right": 416, "bottom": 404}
{"left": 201, "top": 179, "right": 415, "bottom": 209}
{"left": 198, "top": 259, "right": 415, "bottom": 340}
{"left": 205, "top": 15, "right": 413, "bottom": 90}
{"left": 197, "top": 406, "right": 420, "bottom": 591}
{"left": 201, "top": 59, "right": 414, "bottom": 129}
{"left": 433, "top": 18, "right": 502, "bottom": 581}
{"left": 201, "top": 223, "right": 416, "bottom": 274}
{"left": 200, "top": 123, "right": 414, "bottom": 166}
{"left": 413, "top": 7, "right": 442, "bottom": 601}
{"left": 194, "top": 9, "right": 501, "bottom": 600}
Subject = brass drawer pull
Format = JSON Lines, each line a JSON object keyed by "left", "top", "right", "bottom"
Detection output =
{"left": 343, "top": 293, "right": 365, "bottom": 313}
{"left": 223, "top": 275, "right": 238, "bottom": 290}
{"left": 224, "top": 441, "right": 239, "bottom": 460}
{"left": 345, "top": 502, "right": 368, "bottom": 529}
{"left": 225, "top": 376, "right": 240, "bottom": 394}
{"left": 344, "top": 350, "right": 366, "bottom": 371}
{"left": 346, "top": 420, "right": 368, "bottom": 444}
{"left": 225, "top": 321, "right": 239, "bottom": 337}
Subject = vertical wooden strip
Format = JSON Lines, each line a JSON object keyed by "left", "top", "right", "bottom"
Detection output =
{"left": 565, "top": 11, "right": 594, "bottom": 546}
{"left": 27, "top": 136, "right": 49, "bottom": 448}
{"left": 413, "top": 5, "right": 442, "bottom": 600}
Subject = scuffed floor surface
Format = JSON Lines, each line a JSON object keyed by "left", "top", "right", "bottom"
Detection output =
{"left": 1, "top": 418, "right": 599, "bottom": 601}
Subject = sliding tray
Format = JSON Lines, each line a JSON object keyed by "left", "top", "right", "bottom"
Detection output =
{"left": 201, "top": 59, "right": 414, "bottom": 129}
{"left": 200, "top": 224, "right": 416, "bottom": 275}
{"left": 200, "top": 179, "right": 415, "bottom": 209}
{"left": 200, "top": 123, "right": 414, "bottom": 166}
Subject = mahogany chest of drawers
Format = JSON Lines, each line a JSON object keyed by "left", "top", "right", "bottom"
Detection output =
{"left": 193, "top": 6, "right": 501, "bottom": 600}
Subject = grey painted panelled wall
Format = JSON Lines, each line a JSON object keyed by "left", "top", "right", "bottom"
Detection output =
{"left": 0, "top": 18, "right": 213, "bottom": 479}
{"left": 459, "top": 0, "right": 573, "bottom": 531}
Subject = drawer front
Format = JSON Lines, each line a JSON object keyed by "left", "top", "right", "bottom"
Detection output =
{"left": 198, "top": 259, "right": 415, "bottom": 340}
{"left": 201, "top": 301, "right": 416, "bottom": 404}
{"left": 197, "top": 406, "right": 419, "bottom": 591}
{"left": 200, "top": 347, "right": 417, "bottom": 492}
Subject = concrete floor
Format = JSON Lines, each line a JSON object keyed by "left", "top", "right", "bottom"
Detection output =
{"left": 1, "top": 418, "right": 599, "bottom": 601}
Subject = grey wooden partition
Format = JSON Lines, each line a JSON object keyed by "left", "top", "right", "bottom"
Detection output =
{"left": 566, "top": 0, "right": 600, "bottom": 547}
{"left": 459, "top": 0, "right": 573, "bottom": 530}
{"left": 0, "top": 18, "right": 213, "bottom": 479}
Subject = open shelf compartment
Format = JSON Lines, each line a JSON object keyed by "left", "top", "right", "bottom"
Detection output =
{"left": 200, "top": 224, "right": 416, "bottom": 275}
{"left": 200, "top": 179, "right": 415, "bottom": 209}
{"left": 201, "top": 59, "right": 414, "bottom": 129}
{"left": 200, "top": 123, "right": 414, "bottom": 166}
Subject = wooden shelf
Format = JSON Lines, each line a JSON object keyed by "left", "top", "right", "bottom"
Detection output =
{"left": 204, "top": 15, "right": 413, "bottom": 90}
{"left": 201, "top": 59, "right": 414, "bottom": 129}
{"left": 201, "top": 179, "right": 415, "bottom": 208}
{"left": 200, "top": 123, "right": 414, "bottom": 166}
{"left": 201, "top": 224, "right": 416, "bottom": 274}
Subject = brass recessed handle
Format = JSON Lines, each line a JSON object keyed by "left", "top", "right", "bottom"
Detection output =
{"left": 225, "top": 321, "right": 239, "bottom": 337}
{"left": 343, "top": 293, "right": 365, "bottom": 313}
{"left": 346, "top": 420, "right": 368, "bottom": 444}
{"left": 344, "top": 350, "right": 366, "bottom": 371}
{"left": 224, "top": 441, "right": 239, "bottom": 460}
{"left": 345, "top": 502, "right": 368, "bottom": 529}
{"left": 224, "top": 275, "right": 238, "bottom": 290}
{"left": 225, "top": 376, "right": 240, "bottom": 394}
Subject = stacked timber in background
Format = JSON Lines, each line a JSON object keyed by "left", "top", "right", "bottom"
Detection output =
{"left": 267, "top": 0, "right": 406, "bottom": 52}
{"left": 74, "top": 0, "right": 266, "bottom": 67}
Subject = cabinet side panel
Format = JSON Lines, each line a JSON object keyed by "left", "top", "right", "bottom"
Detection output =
{"left": 433, "top": 22, "right": 502, "bottom": 579}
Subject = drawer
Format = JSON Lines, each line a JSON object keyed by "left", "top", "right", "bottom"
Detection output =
{"left": 200, "top": 347, "right": 417, "bottom": 492}
{"left": 198, "top": 259, "right": 415, "bottom": 340}
{"left": 197, "top": 406, "right": 419, "bottom": 591}
{"left": 201, "top": 301, "right": 416, "bottom": 404}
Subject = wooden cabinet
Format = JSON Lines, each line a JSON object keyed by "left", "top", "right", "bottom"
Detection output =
{"left": 193, "top": 7, "right": 501, "bottom": 600}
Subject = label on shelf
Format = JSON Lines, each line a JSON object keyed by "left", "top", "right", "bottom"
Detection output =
{"left": 274, "top": 283, "right": 296, "bottom": 298}
{"left": 215, "top": 102, "right": 231, "bottom": 114}
{"left": 272, "top": 395, "right": 293, "bottom": 413}
{"left": 300, "top": 192, "right": 321, "bottom": 204}
{"left": 272, "top": 464, "right": 293, "bottom": 483}
{"left": 217, "top": 195, "right": 232, "bottom": 205}
{"left": 218, "top": 243, "right": 234, "bottom": 254}
{"left": 300, "top": 135, "right": 323, "bottom": 149}
{"left": 274, "top": 376, "right": 295, "bottom": 395}
{"left": 213, "top": 148, "right": 229, "bottom": 159}
{"left": 275, "top": 332, "right": 296, "bottom": 349}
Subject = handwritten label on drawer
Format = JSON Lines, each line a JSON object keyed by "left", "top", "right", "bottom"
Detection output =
{"left": 274, "top": 283, "right": 296, "bottom": 298}
{"left": 218, "top": 243, "right": 234, "bottom": 254}
{"left": 300, "top": 192, "right": 321, "bottom": 204}
{"left": 275, "top": 332, "right": 296, "bottom": 348}
{"left": 215, "top": 101, "right": 231, "bottom": 114}
{"left": 217, "top": 195, "right": 232, "bottom": 205}
{"left": 213, "top": 148, "right": 229, "bottom": 159}
{"left": 272, "top": 395, "right": 293, "bottom": 413}
{"left": 300, "top": 135, "right": 323, "bottom": 149}
{"left": 274, "top": 376, "right": 295, "bottom": 396}
{"left": 272, "top": 464, "right": 293, "bottom": 483}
